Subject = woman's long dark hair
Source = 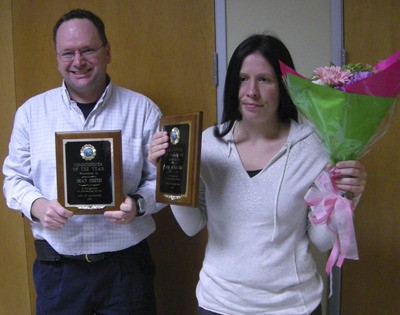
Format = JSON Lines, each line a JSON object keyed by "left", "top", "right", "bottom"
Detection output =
{"left": 214, "top": 34, "right": 298, "bottom": 138}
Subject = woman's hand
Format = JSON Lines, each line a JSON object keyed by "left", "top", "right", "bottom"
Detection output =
{"left": 332, "top": 160, "right": 367, "bottom": 197}
{"left": 148, "top": 131, "right": 169, "bottom": 165}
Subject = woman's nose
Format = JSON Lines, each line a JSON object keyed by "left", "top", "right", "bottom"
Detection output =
{"left": 246, "top": 81, "right": 259, "bottom": 98}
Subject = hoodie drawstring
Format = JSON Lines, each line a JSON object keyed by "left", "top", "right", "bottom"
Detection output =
{"left": 271, "top": 141, "right": 293, "bottom": 242}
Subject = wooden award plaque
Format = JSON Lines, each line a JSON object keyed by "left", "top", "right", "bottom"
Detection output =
{"left": 55, "top": 130, "right": 123, "bottom": 214}
{"left": 156, "top": 112, "right": 203, "bottom": 207}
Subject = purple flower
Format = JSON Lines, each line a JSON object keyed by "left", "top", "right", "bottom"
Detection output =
{"left": 347, "top": 71, "right": 374, "bottom": 85}
{"left": 311, "top": 63, "right": 375, "bottom": 90}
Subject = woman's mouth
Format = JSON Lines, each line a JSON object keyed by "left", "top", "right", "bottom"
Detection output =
{"left": 243, "top": 103, "right": 263, "bottom": 109}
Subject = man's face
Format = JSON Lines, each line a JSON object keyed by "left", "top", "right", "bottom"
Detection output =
{"left": 55, "top": 18, "right": 111, "bottom": 101}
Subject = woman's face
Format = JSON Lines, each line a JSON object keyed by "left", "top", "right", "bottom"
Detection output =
{"left": 238, "top": 52, "right": 280, "bottom": 124}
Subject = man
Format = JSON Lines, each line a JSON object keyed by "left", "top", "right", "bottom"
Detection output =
{"left": 3, "top": 9, "right": 161, "bottom": 315}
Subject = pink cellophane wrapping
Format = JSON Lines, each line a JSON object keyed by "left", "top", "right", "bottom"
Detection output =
{"left": 305, "top": 168, "right": 359, "bottom": 274}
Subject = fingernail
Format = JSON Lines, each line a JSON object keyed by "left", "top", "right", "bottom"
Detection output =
{"left": 330, "top": 168, "right": 341, "bottom": 178}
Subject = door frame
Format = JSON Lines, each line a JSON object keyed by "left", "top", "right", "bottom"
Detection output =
{"left": 330, "top": 2, "right": 343, "bottom": 314}
{"left": 214, "top": 0, "right": 226, "bottom": 124}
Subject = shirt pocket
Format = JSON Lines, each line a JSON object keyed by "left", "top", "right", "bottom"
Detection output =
{"left": 121, "top": 136, "right": 144, "bottom": 189}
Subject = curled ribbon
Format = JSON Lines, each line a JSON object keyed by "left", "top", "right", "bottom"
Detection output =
{"left": 305, "top": 168, "right": 359, "bottom": 274}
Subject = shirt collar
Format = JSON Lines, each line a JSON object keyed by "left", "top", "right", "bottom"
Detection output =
{"left": 61, "top": 74, "right": 113, "bottom": 107}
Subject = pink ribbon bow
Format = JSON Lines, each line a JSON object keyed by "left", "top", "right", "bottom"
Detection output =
{"left": 305, "top": 169, "right": 359, "bottom": 274}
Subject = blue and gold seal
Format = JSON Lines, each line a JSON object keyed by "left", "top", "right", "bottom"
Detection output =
{"left": 80, "top": 144, "right": 96, "bottom": 161}
{"left": 170, "top": 127, "right": 180, "bottom": 145}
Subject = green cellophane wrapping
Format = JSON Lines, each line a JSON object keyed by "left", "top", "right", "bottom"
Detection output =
{"left": 284, "top": 73, "right": 395, "bottom": 164}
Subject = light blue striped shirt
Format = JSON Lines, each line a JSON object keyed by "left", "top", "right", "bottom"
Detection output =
{"left": 3, "top": 79, "right": 163, "bottom": 255}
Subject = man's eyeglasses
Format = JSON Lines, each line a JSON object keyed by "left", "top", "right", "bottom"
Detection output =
{"left": 57, "top": 43, "right": 106, "bottom": 62}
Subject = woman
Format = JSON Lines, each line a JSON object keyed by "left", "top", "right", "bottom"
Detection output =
{"left": 150, "top": 34, "right": 366, "bottom": 315}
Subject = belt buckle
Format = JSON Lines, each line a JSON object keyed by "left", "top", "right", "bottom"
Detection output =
{"left": 84, "top": 253, "right": 106, "bottom": 262}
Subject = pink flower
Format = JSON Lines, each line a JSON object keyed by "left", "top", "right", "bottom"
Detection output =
{"left": 313, "top": 66, "right": 352, "bottom": 87}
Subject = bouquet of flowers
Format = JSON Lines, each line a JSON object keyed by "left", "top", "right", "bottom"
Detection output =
{"left": 280, "top": 50, "right": 400, "bottom": 274}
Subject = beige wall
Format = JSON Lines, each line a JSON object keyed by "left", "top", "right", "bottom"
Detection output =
{"left": 226, "top": 0, "right": 331, "bottom": 76}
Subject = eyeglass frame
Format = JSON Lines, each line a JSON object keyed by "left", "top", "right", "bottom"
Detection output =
{"left": 56, "top": 43, "right": 107, "bottom": 62}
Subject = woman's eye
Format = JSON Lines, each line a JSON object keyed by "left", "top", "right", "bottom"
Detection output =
{"left": 261, "top": 77, "right": 275, "bottom": 83}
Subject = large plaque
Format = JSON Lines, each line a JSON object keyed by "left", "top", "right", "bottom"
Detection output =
{"left": 56, "top": 131, "right": 123, "bottom": 214}
{"left": 156, "top": 112, "right": 202, "bottom": 206}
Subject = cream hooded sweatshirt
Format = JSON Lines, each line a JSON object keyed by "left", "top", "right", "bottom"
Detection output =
{"left": 171, "top": 120, "right": 334, "bottom": 315}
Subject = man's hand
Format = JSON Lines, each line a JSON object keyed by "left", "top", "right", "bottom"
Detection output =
{"left": 148, "top": 131, "right": 169, "bottom": 165}
{"left": 31, "top": 198, "right": 73, "bottom": 230}
{"left": 104, "top": 196, "right": 138, "bottom": 224}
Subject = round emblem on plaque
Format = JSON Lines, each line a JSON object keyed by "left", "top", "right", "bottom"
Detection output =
{"left": 170, "top": 127, "right": 180, "bottom": 145}
{"left": 80, "top": 144, "right": 96, "bottom": 161}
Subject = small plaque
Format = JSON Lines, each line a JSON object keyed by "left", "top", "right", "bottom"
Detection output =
{"left": 156, "top": 112, "right": 202, "bottom": 206}
{"left": 56, "top": 131, "right": 123, "bottom": 214}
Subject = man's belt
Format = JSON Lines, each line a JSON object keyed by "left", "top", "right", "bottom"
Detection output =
{"left": 34, "top": 239, "right": 131, "bottom": 263}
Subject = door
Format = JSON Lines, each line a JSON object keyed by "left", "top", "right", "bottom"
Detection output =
{"left": 3, "top": 1, "right": 216, "bottom": 314}
{"left": 0, "top": 2, "right": 31, "bottom": 314}
{"left": 342, "top": 0, "right": 400, "bottom": 314}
